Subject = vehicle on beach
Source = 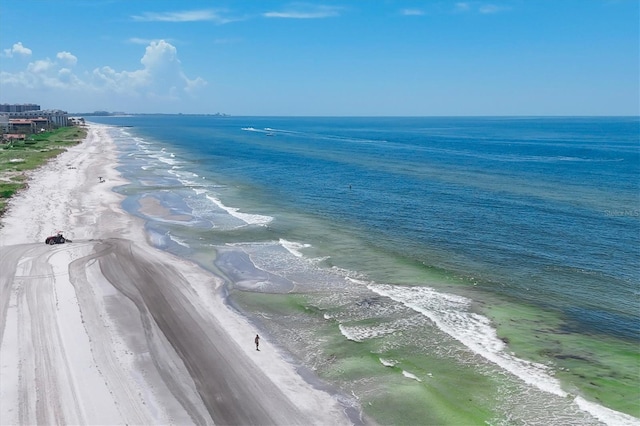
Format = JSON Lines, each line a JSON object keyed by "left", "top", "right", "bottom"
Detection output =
{"left": 45, "top": 232, "right": 71, "bottom": 245}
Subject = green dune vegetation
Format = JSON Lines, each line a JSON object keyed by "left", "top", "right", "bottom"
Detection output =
{"left": 0, "top": 126, "right": 87, "bottom": 217}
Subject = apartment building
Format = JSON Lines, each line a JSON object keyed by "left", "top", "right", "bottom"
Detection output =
{"left": 0, "top": 103, "right": 41, "bottom": 113}
{"left": 0, "top": 104, "right": 70, "bottom": 133}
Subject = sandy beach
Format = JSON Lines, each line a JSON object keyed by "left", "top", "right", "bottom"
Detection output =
{"left": 0, "top": 125, "right": 357, "bottom": 425}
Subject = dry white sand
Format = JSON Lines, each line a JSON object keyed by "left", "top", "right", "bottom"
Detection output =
{"left": 0, "top": 125, "right": 358, "bottom": 425}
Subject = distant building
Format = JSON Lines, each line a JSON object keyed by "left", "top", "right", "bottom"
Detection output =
{"left": 0, "top": 105, "right": 74, "bottom": 135}
{"left": 0, "top": 103, "right": 41, "bottom": 113}
{"left": 4, "top": 109, "right": 69, "bottom": 128}
{"left": 0, "top": 114, "right": 9, "bottom": 134}
{"left": 31, "top": 117, "right": 50, "bottom": 132}
{"left": 1, "top": 133, "right": 26, "bottom": 143}
{"left": 8, "top": 119, "right": 35, "bottom": 134}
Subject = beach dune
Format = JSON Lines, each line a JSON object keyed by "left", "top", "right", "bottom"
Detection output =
{"left": 0, "top": 126, "right": 355, "bottom": 425}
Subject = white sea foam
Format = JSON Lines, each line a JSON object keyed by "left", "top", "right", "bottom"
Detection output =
{"left": 241, "top": 126, "right": 279, "bottom": 135}
{"left": 366, "top": 283, "right": 638, "bottom": 424}
{"left": 205, "top": 195, "right": 273, "bottom": 226}
{"left": 575, "top": 396, "right": 640, "bottom": 426}
{"left": 402, "top": 370, "right": 422, "bottom": 382}
{"left": 346, "top": 277, "right": 371, "bottom": 286}
{"left": 379, "top": 358, "right": 397, "bottom": 367}
{"left": 167, "top": 169, "right": 199, "bottom": 184}
{"left": 279, "top": 239, "right": 332, "bottom": 264}
{"left": 337, "top": 322, "right": 399, "bottom": 342}
{"left": 338, "top": 324, "right": 362, "bottom": 342}
{"left": 279, "top": 239, "right": 311, "bottom": 258}
{"left": 368, "top": 284, "right": 567, "bottom": 397}
{"left": 155, "top": 155, "right": 178, "bottom": 166}
{"left": 168, "top": 233, "right": 190, "bottom": 248}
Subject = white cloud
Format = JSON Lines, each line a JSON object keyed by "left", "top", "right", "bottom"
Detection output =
{"left": 185, "top": 76, "right": 207, "bottom": 94}
{"left": 88, "top": 40, "right": 206, "bottom": 100}
{"left": 27, "top": 59, "right": 55, "bottom": 74}
{"left": 56, "top": 68, "right": 85, "bottom": 88}
{"left": 128, "top": 37, "right": 169, "bottom": 45}
{"left": 129, "top": 38, "right": 150, "bottom": 45}
{"left": 58, "top": 68, "right": 76, "bottom": 82}
{"left": 263, "top": 4, "right": 341, "bottom": 19}
{"left": 131, "top": 9, "right": 237, "bottom": 24}
{"left": 401, "top": 9, "right": 425, "bottom": 16}
{"left": 3, "top": 42, "right": 32, "bottom": 58}
{"left": 1, "top": 40, "right": 206, "bottom": 105}
{"left": 1, "top": 57, "right": 84, "bottom": 91}
{"left": 454, "top": 2, "right": 509, "bottom": 14}
{"left": 455, "top": 2, "right": 471, "bottom": 12}
{"left": 57, "top": 51, "right": 77, "bottom": 66}
{"left": 91, "top": 65, "right": 150, "bottom": 93}
{"left": 479, "top": 4, "right": 507, "bottom": 14}
{"left": 0, "top": 70, "right": 24, "bottom": 86}
{"left": 141, "top": 40, "right": 179, "bottom": 69}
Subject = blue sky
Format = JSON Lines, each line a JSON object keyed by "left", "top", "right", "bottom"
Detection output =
{"left": 0, "top": 1, "right": 638, "bottom": 116}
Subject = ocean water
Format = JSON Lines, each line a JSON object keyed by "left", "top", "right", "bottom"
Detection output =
{"left": 88, "top": 116, "right": 639, "bottom": 425}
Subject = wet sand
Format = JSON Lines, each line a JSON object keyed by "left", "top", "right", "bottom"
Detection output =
{"left": 0, "top": 125, "right": 357, "bottom": 425}
{"left": 138, "top": 195, "right": 193, "bottom": 221}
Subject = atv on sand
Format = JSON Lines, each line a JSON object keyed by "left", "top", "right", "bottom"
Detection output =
{"left": 45, "top": 232, "right": 72, "bottom": 245}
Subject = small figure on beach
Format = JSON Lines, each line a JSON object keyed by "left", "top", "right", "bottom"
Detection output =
{"left": 255, "top": 334, "right": 260, "bottom": 351}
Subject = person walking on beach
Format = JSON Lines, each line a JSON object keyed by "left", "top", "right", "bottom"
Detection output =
{"left": 255, "top": 334, "right": 260, "bottom": 351}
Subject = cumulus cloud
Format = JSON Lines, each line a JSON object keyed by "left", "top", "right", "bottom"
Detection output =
{"left": 58, "top": 68, "right": 81, "bottom": 85}
{"left": 141, "top": 40, "right": 206, "bottom": 95}
{"left": 91, "top": 65, "right": 149, "bottom": 93}
{"left": 185, "top": 76, "right": 207, "bottom": 94}
{"left": 56, "top": 51, "right": 77, "bottom": 66}
{"left": 27, "top": 59, "right": 55, "bottom": 74}
{"left": 0, "top": 39, "right": 206, "bottom": 102}
{"left": 3, "top": 42, "right": 32, "bottom": 58}
{"left": 89, "top": 40, "right": 206, "bottom": 99}
{"left": 141, "top": 40, "right": 179, "bottom": 69}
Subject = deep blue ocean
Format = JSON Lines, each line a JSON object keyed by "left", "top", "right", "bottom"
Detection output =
{"left": 89, "top": 116, "right": 639, "bottom": 425}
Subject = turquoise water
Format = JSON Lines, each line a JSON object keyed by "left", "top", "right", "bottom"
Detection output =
{"left": 90, "top": 116, "right": 639, "bottom": 425}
